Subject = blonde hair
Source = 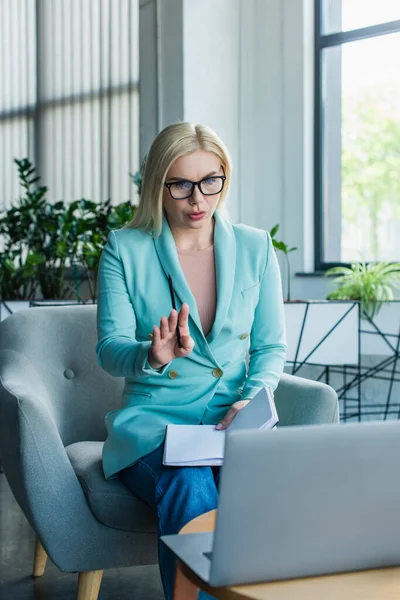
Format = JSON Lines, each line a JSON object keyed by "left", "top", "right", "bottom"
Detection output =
{"left": 126, "top": 122, "right": 232, "bottom": 236}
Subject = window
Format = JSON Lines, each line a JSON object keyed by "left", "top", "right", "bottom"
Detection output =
{"left": 0, "top": 0, "right": 139, "bottom": 208}
{"left": 315, "top": 0, "right": 400, "bottom": 268}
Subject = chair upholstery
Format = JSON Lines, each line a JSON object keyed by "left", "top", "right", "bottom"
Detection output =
{"left": 66, "top": 441, "right": 156, "bottom": 533}
{"left": 0, "top": 305, "right": 339, "bottom": 575}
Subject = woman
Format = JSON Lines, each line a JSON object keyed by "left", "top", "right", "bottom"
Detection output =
{"left": 96, "top": 122, "right": 287, "bottom": 600}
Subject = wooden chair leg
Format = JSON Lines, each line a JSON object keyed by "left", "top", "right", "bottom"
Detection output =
{"left": 77, "top": 570, "right": 104, "bottom": 600}
{"left": 33, "top": 536, "right": 48, "bottom": 577}
{"left": 173, "top": 564, "right": 199, "bottom": 600}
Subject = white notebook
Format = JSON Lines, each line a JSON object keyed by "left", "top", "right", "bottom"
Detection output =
{"left": 163, "top": 386, "right": 278, "bottom": 466}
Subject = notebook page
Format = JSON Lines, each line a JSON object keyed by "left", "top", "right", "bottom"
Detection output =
{"left": 163, "top": 425, "right": 225, "bottom": 465}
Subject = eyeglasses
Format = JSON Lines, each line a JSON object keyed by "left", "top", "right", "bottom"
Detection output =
{"left": 164, "top": 169, "right": 226, "bottom": 200}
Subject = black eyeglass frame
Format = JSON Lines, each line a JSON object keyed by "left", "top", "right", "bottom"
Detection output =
{"left": 164, "top": 168, "right": 226, "bottom": 200}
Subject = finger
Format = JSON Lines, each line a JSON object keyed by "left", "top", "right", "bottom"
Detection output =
{"left": 168, "top": 309, "right": 178, "bottom": 333}
{"left": 173, "top": 332, "right": 195, "bottom": 356}
{"left": 178, "top": 303, "right": 189, "bottom": 325}
{"left": 159, "top": 315, "right": 169, "bottom": 339}
{"left": 178, "top": 334, "right": 195, "bottom": 352}
{"left": 215, "top": 400, "right": 250, "bottom": 430}
{"left": 152, "top": 324, "right": 161, "bottom": 346}
{"left": 215, "top": 407, "right": 238, "bottom": 430}
{"left": 178, "top": 305, "right": 190, "bottom": 338}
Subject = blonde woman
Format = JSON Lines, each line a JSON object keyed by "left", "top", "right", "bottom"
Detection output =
{"left": 96, "top": 122, "right": 287, "bottom": 599}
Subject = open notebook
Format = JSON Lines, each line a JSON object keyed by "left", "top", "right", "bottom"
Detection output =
{"left": 163, "top": 386, "right": 278, "bottom": 466}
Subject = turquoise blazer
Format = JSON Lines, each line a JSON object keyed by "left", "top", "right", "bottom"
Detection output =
{"left": 96, "top": 210, "right": 287, "bottom": 479}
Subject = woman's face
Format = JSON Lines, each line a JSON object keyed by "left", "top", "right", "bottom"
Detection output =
{"left": 162, "top": 150, "right": 224, "bottom": 231}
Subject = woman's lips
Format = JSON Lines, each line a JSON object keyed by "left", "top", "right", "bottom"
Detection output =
{"left": 187, "top": 212, "right": 206, "bottom": 220}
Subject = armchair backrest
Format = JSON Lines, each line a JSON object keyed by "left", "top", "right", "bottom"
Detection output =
{"left": 0, "top": 305, "right": 339, "bottom": 449}
{"left": 0, "top": 305, "right": 123, "bottom": 446}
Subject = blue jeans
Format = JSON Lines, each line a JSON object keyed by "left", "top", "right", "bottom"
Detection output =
{"left": 119, "top": 443, "right": 219, "bottom": 600}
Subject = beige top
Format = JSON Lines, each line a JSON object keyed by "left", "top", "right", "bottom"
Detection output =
{"left": 177, "top": 244, "right": 217, "bottom": 337}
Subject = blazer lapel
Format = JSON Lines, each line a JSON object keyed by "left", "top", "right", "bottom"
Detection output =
{"left": 206, "top": 210, "right": 236, "bottom": 344}
{"left": 153, "top": 214, "right": 203, "bottom": 337}
{"left": 153, "top": 210, "right": 236, "bottom": 347}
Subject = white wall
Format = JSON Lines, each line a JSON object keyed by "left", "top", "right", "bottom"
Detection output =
{"left": 139, "top": 0, "right": 184, "bottom": 154}
{"left": 139, "top": 0, "right": 331, "bottom": 300}
{"left": 183, "top": 0, "right": 241, "bottom": 222}
{"left": 239, "top": 0, "right": 330, "bottom": 300}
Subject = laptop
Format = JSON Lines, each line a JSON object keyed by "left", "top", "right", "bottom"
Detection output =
{"left": 161, "top": 420, "right": 400, "bottom": 587}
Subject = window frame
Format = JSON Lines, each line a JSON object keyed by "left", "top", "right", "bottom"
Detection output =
{"left": 314, "top": 1, "right": 400, "bottom": 270}
{"left": 0, "top": 0, "right": 139, "bottom": 207}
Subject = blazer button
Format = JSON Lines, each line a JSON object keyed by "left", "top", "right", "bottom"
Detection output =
{"left": 168, "top": 370, "right": 179, "bottom": 379}
{"left": 212, "top": 368, "right": 223, "bottom": 379}
{"left": 239, "top": 333, "right": 250, "bottom": 340}
{"left": 148, "top": 333, "right": 154, "bottom": 340}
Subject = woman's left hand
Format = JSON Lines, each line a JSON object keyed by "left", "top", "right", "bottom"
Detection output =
{"left": 215, "top": 399, "right": 251, "bottom": 430}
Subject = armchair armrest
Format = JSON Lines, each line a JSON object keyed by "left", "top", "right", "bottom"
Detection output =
{"left": 275, "top": 373, "right": 339, "bottom": 426}
{"left": 0, "top": 350, "right": 130, "bottom": 572}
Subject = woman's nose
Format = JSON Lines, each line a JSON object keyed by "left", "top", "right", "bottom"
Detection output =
{"left": 190, "top": 185, "right": 203, "bottom": 204}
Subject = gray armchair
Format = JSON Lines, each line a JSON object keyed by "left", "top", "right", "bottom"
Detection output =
{"left": 0, "top": 306, "right": 339, "bottom": 600}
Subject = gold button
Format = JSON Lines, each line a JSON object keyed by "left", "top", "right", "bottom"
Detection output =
{"left": 148, "top": 333, "right": 153, "bottom": 340}
{"left": 168, "top": 370, "right": 179, "bottom": 379}
{"left": 212, "top": 368, "right": 223, "bottom": 379}
{"left": 239, "top": 333, "right": 249, "bottom": 340}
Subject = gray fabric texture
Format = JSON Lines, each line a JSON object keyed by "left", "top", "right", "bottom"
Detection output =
{"left": 66, "top": 441, "right": 156, "bottom": 533}
{"left": 0, "top": 306, "right": 338, "bottom": 575}
{"left": 0, "top": 307, "right": 157, "bottom": 573}
{"left": 275, "top": 372, "right": 339, "bottom": 426}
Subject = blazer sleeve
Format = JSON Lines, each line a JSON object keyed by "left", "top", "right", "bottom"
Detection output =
{"left": 96, "top": 230, "right": 171, "bottom": 378}
{"left": 241, "top": 231, "right": 287, "bottom": 399}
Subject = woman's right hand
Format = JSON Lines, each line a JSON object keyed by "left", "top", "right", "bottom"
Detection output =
{"left": 147, "top": 303, "right": 195, "bottom": 369}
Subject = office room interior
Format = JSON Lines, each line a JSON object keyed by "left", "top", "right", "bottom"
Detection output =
{"left": 1, "top": 1, "right": 400, "bottom": 599}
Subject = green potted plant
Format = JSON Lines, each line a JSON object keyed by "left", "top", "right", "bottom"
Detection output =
{"left": 0, "top": 160, "right": 49, "bottom": 301}
{"left": 130, "top": 170, "right": 143, "bottom": 196}
{"left": 0, "top": 249, "right": 43, "bottom": 301}
{"left": 129, "top": 154, "right": 146, "bottom": 197}
{"left": 269, "top": 224, "right": 297, "bottom": 302}
{"left": 74, "top": 199, "right": 136, "bottom": 301}
{"left": 0, "top": 159, "right": 80, "bottom": 301}
{"left": 325, "top": 261, "right": 400, "bottom": 320}
{"left": 0, "top": 158, "right": 138, "bottom": 306}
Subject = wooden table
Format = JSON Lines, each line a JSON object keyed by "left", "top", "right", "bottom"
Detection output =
{"left": 173, "top": 509, "right": 400, "bottom": 600}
